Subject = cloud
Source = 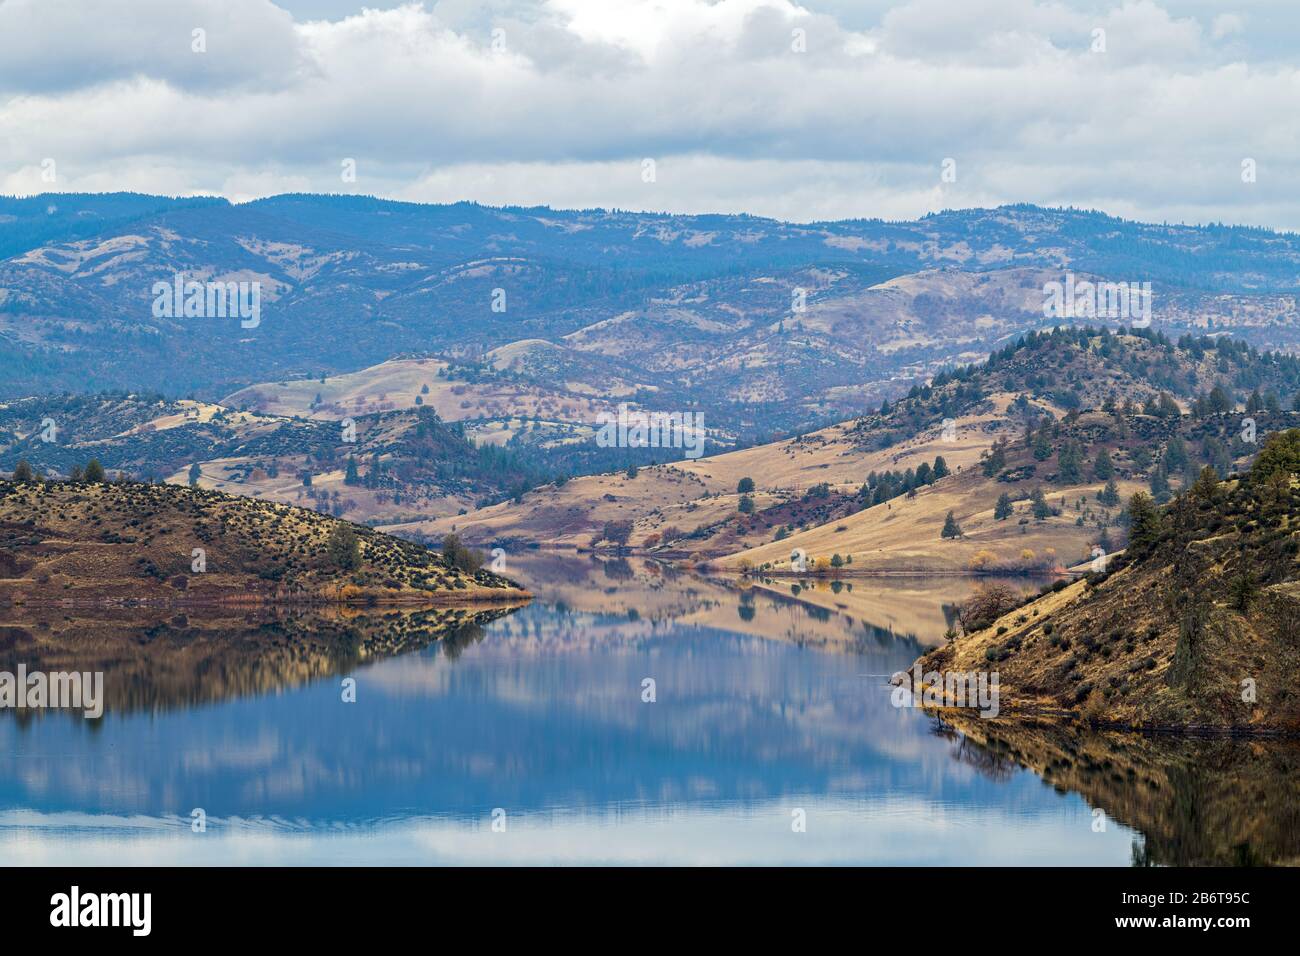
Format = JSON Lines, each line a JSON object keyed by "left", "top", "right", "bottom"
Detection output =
{"left": 1, "top": 0, "right": 1299, "bottom": 228}
{"left": 0, "top": 0, "right": 304, "bottom": 93}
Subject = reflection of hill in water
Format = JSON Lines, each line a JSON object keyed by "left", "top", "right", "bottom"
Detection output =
{"left": 499, "top": 552, "right": 1002, "bottom": 655}
{"left": 0, "top": 603, "right": 522, "bottom": 717}
{"left": 942, "top": 714, "right": 1300, "bottom": 866}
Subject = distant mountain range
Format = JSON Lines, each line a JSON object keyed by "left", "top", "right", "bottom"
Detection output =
{"left": 6, "top": 194, "right": 1300, "bottom": 443}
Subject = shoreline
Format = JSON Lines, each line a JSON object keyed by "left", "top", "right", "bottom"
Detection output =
{"left": 924, "top": 704, "right": 1300, "bottom": 740}
{"left": 0, "top": 589, "right": 532, "bottom": 611}
{"left": 912, "top": 697, "right": 1300, "bottom": 740}
{"left": 713, "top": 568, "right": 1072, "bottom": 579}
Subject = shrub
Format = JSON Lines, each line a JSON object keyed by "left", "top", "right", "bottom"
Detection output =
{"left": 327, "top": 524, "right": 361, "bottom": 571}
{"left": 441, "top": 533, "right": 483, "bottom": 574}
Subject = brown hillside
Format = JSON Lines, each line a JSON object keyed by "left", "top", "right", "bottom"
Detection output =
{"left": 0, "top": 479, "right": 527, "bottom": 608}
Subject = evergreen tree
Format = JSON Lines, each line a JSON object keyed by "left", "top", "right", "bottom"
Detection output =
{"left": 1031, "top": 486, "right": 1052, "bottom": 521}
{"left": 1164, "top": 436, "right": 1188, "bottom": 471}
{"left": 1093, "top": 449, "right": 1114, "bottom": 480}
{"left": 1057, "top": 440, "right": 1084, "bottom": 483}
{"left": 941, "top": 511, "right": 963, "bottom": 539}
{"left": 1192, "top": 465, "right": 1220, "bottom": 502}
{"left": 1126, "top": 492, "right": 1162, "bottom": 552}
{"left": 1098, "top": 478, "right": 1121, "bottom": 507}
{"left": 327, "top": 524, "right": 361, "bottom": 571}
{"left": 981, "top": 440, "right": 1007, "bottom": 477}
{"left": 12, "top": 460, "right": 33, "bottom": 484}
{"left": 84, "top": 459, "right": 106, "bottom": 483}
{"left": 932, "top": 456, "right": 950, "bottom": 480}
{"left": 1150, "top": 464, "right": 1171, "bottom": 501}
{"left": 1032, "top": 428, "right": 1052, "bottom": 462}
{"left": 1209, "top": 385, "right": 1233, "bottom": 414}
{"left": 994, "top": 492, "right": 1014, "bottom": 520}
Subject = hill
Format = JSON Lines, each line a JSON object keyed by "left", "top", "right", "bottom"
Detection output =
{"left": 910, "top": 430, "right": 1300, "bottom": 733}
{"left": 9, "top": 195, "right": 1300, "bottom": 440}
{"left": 0, "top": 478, "right": 527, "bottom": 608}
{"left": 0, "top": 394, "right": 549, "bottom": 524}
{"left": 427, "top": 327, "right": 1300, "bottom": 567}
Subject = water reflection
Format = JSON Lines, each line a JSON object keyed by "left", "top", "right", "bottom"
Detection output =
{"left": 940, "top": 713, "right": 1300, "bottom": 866}
{"left": 0, "top": 555, "right": 1294, "bottom": 865}
{"left": 0, "top": 604, "right": 521, "bottom": 716}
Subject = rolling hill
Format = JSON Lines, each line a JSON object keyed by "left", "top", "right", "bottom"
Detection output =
{"left": 9, "top": 195, "right": 1300, "bottom": 442}
{"left": 423, "top": 327, "right": 1300, "bottom": 567}
{"left": 911, "top": 430, "right": 1300, "bottom": 733}
{"left": 0, "top": 393, "right": 551, "bottom": 524}
{"left": 0, "top": 478, "right": 527, "bottom": 607}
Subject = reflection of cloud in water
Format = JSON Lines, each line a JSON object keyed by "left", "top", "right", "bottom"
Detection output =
{"left": 3, "top": 556, "right": 1278, "bottom": 866}
{"left": 0, "top": 796, "right": 1132, "bottom": 866}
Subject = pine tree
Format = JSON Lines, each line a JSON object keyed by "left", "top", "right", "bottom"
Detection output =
{"left": 981, "top": 440, "right": 1007, "bottom": 477}
{"left": 1093, "top": 449, "right": 1114, "bottom": 480}
{"left": 1150, "top": 464, "right": 1171, "bottom": 501}
{"left": 1031, "top": 486, "right": 1052, "bottom": 521}
{"left": 84, "top": 459, "right": 106, "bottom": 484}
{"left": 1098, "top": 478, "right": 1120, "bottom": 507}
{"left": 1210, "top": 385, "right": 1233, "bottom": 414}
{"left": 1126, "top": 492, "right": 1162, "bottom": 552}
{"left": 994, "top": 492, "right": 1014, "bottom": 520}
{"left": 941, "top": 511, "right": 963, "bottom": 539}
{"left": 327, "top": 524, "right": 361, "bottom": 571}
{"left": 932, "top": 456, "right": 950, "bottom": 480}
{"left": 1032, "top": 428, "right": 1052, "bottom": 462}
{"left": 1057, "top": 440, "right": 1083, "bottom": 483}
{"left": 1192, "top": 465, "right": 1220, "bottom": 502}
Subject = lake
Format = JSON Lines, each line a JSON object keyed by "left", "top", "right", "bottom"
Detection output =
{"left": 2, "top": 554, "right": 1295, "bottom": 865}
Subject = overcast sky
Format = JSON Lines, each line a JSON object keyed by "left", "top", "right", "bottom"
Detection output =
{"left": 2, "top": 0, "right": 1298, "bottom": 228}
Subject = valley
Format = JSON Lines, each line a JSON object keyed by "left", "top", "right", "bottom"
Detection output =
{"left": 6, "top": 197, "right": 1300, "bottom": 741}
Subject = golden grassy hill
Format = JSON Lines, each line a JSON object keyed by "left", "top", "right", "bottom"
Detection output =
{"left": 387, "top": 399, "right": 1022, "bottom": 553}
{"left": 222, "top": 356, "right": 611, "bottom": 430}
{"left": 717, "top": 464, "right": 1141, "bottom": 574}
{"left": 0, "top": 479, "right": 527, "bottom": 608}
{"left": 911, "top": 434, "right": 1300, "bottom": 733}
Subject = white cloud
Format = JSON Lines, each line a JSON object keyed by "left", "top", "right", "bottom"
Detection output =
{"left": 1, "top": 0, "right": 1299, "bottom": 228}
{"left": 1211, "top": 12, "right": 1244, "bottom": 41}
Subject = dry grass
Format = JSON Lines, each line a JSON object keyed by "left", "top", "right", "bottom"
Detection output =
{"left": 0, "top": 479, "right": 526, "bottom": 607}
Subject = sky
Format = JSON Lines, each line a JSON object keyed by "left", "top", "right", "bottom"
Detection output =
{"left": 1, "top": 0, "right": 1298, "bottom": 227}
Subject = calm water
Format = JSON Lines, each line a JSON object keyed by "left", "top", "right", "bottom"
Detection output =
{"left": 2, "top": 556, "right": 1294, "bottom": 865}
